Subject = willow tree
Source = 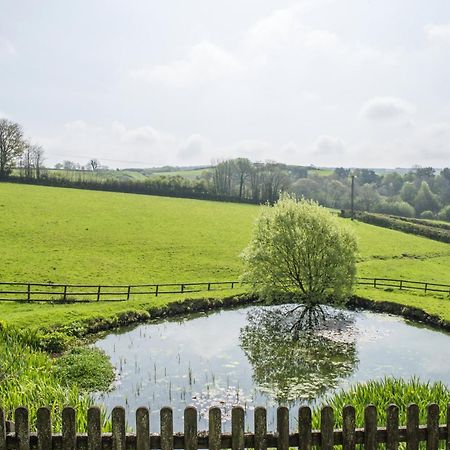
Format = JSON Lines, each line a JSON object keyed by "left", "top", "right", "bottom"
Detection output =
{"left": 241, "top": 194, "right": 358, "bottom": 330}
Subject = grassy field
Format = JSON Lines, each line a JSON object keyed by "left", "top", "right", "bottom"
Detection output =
{"left": 1, "top": 182, "right": 449, "bottom": 430}
{"left": 0, "top": 182, "right": 449, "bottom": 328}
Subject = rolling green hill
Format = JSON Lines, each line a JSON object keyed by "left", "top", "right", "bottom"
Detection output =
{"left": 1, "top": 183, "right": 449, "bottom": 286}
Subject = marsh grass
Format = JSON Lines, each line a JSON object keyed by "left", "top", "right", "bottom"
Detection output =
{"left": 0, "top": 329, "right": 110, "bottom": 431}
{"left": 313, "top": 377, "right": 450, "bottom": 428}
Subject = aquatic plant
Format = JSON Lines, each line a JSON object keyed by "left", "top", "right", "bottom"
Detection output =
{"left": 315, "top": 377, "right": 450, "bottom": 428}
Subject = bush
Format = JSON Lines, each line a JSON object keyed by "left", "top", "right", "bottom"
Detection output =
{"left": 374, "top": 199, "right": 415, "bottom": 217}
{"left": 37, "top": 331, "right": 74, "bottom": 353}
{"left": 420, "top": 210, "right": 435, "bottom": 219}
{"left": 438, "top": 205, "right": 450, "bottom": 222}
{"left": 56, "top": 347, "right": 115, "bottom": 392}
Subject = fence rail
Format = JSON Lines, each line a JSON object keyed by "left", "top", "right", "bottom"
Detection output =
{"left": 1, "top": 404, "right": 449, "bottom": 450}
{"left": 0, "top": 277, "right": 448, "bottom": 303}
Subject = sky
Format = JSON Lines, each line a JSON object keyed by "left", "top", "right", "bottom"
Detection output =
{"left": 1, "top": 0, "right": 450, "bottom": 169}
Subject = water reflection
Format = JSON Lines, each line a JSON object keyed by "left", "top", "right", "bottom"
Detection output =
{"left": 240, "top": 306, "right": 358, "bottom": 403}
{"left": 93, "top": 305, "right": 450, "bottom": 431}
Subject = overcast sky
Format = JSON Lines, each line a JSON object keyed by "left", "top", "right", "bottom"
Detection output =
{"left": 1, "top": 0, "right": 450, "bottom": 169}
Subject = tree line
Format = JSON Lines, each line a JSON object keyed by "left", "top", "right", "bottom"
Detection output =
{"left": 1, "top": 118, "right": 449, "bottom": 221}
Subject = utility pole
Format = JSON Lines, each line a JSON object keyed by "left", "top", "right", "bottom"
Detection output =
{"left": 351, "top": 174, "right": 355, "bottom": 220}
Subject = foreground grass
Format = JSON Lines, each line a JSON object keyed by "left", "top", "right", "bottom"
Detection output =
{"left": 0, "top": 329, "right": 99, "bottom": 431}
{"left": 314, "top": 377, "right": 450, "bottom": 428}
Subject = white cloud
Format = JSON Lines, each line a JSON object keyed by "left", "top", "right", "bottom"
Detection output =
{"left": 177, "top": 134, "right": 209, "bottom": 162}
{"left": 130, "top": 41, "right": 241, "bottom": 87}
{"left": 313, "top": 135, "right": 346, "bottom": 155}
{"left": 361, "top": 97, "right": 416, "bottom": 121}
{"left": 0, "top": 38, "right": 17, "bottom": 57}
{"left": 425, "top": 24, "right": 450, "bottom": 45}
{"left": 40, "top": 121, "right": 212, "bottom": 167}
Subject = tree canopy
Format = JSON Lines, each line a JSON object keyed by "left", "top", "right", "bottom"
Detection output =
{"left": 241, "top": 194, "right": 358, "bottom": 308}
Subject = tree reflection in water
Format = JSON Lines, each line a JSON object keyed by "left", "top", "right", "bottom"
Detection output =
{"left": 239, "top": 305, "right": 359, "bottom": 403}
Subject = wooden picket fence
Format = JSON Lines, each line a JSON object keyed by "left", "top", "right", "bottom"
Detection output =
{"left": 0, "top": 277, "right": 448, "bottom": 303}
{"left": 1, "top": 404, "right": 449, "bottom": 450}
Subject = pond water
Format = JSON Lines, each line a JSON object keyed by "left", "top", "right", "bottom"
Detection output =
{"left": 93, "top": 305, "right": 450, "bottom": 431}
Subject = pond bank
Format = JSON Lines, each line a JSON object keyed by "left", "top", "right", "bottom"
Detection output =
{"left": 77, "top": 293, "right": 450, "bottom": 340}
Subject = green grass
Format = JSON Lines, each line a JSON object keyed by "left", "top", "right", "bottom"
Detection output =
{"left": 0, "top": 182, "right": 449, "bottom": 431}
{"left": 150, "top": 168, "right": 212, "bottom": 180}
{"left": 0, "top": 182, "right": 449, "bottom": 327}
{"left": 314, "top": 377, "right": 450, "bottom": 428}
{"left": 0, "top": 328, "right": 98, "bottom": 431}
{"left": 55, "top": 346, "right": 115, "bottom": 392}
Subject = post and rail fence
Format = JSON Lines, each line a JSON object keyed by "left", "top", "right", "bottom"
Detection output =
{"left": 0, "top": 278, "right": 448, "bottom": 303}
{"left": 1, "top": 404, "right": 450, "bottom": 450}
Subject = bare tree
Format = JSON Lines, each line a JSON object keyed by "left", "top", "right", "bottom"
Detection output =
{"left": 234, "top": 158, "right": 252, "bottom": 199}
{"left": 89, "top": 159, "right": 99, "bottom": 171}
{"left": 0, "top": 119, "right": 27, "bottom": 178}
{"left": 20, "top": 144, "right": 33, "bottom": 178}
{"left": 31, "top": 144, "right": 45, "bottom": 179}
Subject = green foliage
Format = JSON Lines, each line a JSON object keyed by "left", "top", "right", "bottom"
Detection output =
{"left": 420, "top": 210, "right": 434, "bottom": 219}
{"left": 438, "top": 205, "right": 450, "bottom": 222}
{"left": 56, "top": 347, "right": 115, "bottom": 392}
{"left": 241, "top": 195, "right": 358, "bottom": 304}
{"left": 352, "top": 212, "right": 450, "bottom": 244}
{"left": 315, "top": 377, "right": 450, "bottom": 428}
{"left": 374, "top": 199, "right": 415, "bottom": 217}
{"left": 37, "top": 331, "right": 74, "bottom": 353}
{"left": 0, "top": 329, "right": 98, "bottom": 432}
{"left": 414, "top": 181, "right": 441, "bottom": 214}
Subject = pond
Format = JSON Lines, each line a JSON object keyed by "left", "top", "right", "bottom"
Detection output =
{"left": 93, "top": 304, "right": 450, "bottom": 431}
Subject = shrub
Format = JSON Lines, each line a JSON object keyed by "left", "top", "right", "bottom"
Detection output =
{"left": 37, "top": 331, "right": 74, "bottom": 353}
{"left": 56, "top": 347, "right": 115, "bottom": 392}
{"left": 374, "top": 199, "right": 415, "bottom": 217}
{"left": 438, "top": 205, "right": 450, "bottom": 222}
{"left": 420, "top": 210, "right": 434, "bottom": 219}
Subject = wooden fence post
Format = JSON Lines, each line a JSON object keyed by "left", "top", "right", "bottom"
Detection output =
{"left": 406, "top": 403, "right": 419, "bottom": 450}
{"left": 160, "top": 407, "right": 173, "bottom": 450}
{"left": 136, "top": 408, "right": 150, "bottom": 450}
{"left": 126, "top": 286, "right": 131, "bottom": 301}
{"left": 321, "top": 406, "right": 334, "bottom": 450}
{"left": 63, "top": 285, "right": 67, "bottom": 301}
{"left": 27, "top": 284, "right": 31, "bottom": 302}
{"left": 386, "top": 404, "right": 399, "bottom": 450}
{"left": 277, "top": 407, "right": 289, "bottom": 450}
{"left": 15, "top": 408, "right": 29, "bottom": 450}
{"left": 426, "top": 404, "right": 439, "bottom": 450}
{"left": 184, "top": 407, "right": 198, "bottom": 450}
{"left": 424, "top": 283, "right": 428, "bottom": 293}
{"left": 342, "top": 405, "right": 355, "bottom": 450}
{"left": 298, "top": 406, "right": 312, "bottom": 450}
{"left": 112, "top": 407, "right": 126, "bottom": 450}
{"left": 97, "top": 286, "right": 101, "bottom": 302}
{"left": 254, "top": 407, "right": 267, "bottom": 450}
{"left": 0, "top": 409, "right": 6, "bottom": 450}
{"left": 36, "top": 408, "right": 52, "bottom": 450}
{"left": 373, "top": 279, "right": 377, "bottom": 288}
{"left": 155, "top": 285, "right": 159, "bottom": 297}
{"left": 62, "top": 407, "right": 76, "bottom": 450}
{"left": 208, "top": 407, "right": 221, "bottom": 450}
{"left": 231, "top": 407, "right": 244, "bottom": 450}
{"left": 364, "top": 405, "right": 377, "bottom": 450}
{"left": 88, "top": 407, "right": 102, "bottom": 450}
